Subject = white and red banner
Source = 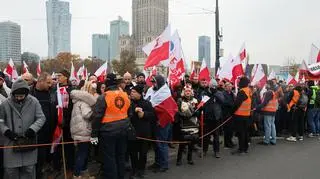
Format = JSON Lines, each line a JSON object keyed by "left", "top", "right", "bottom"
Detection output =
{"left": 198, "top": 60, "right": 210, "bottom": 82}
{"left": 145, "top": 66, "right": 157, "bottom": 87}
{"left": 286, "top": 73, "right": 297, "bottom": 85}
{"left": 268, "top": 70, "right": 276, "bottom": 80}
{"left": 22, "top": 61, "right": 29, "bottom": 74}
{"left": 251, "top": 64, "right": 267, "bottom": 88}
{"left": 94, "top": 62, "right": 108, "bottom": 82}
{"left": 4, "top": 58, "right": 18, "bottom": 80}
{"left": 218, "top": 54, "right": 244, "bottom": 82}
{"left": 77, "top": 65, "right": 88, "bottom": 80}
{"left": 51, "top": 83, "right": 64, "bottom": 153}
{"left": 70, "top": 61, "right": 78, "bottom": 80}
{"left": 144, "top": 84, "right": 178, "bottom": 128}
{"left": 143, "top": 25, "right": 171, "bottom": 69}
{"left": 37, "top": 60, "right": 41, "bottom": 77}
{"left": 197, "top": 95, "right": 210, "bottom": 110}
{"left": 309, "top": 44, "right": 320, "bottom": 65}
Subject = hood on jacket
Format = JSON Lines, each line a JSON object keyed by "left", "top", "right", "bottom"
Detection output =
{"left": 70, "top": 90, "right": 97, "bottom": 106}
{"left": 11, "top": 79, "right": 29, "bottom": 95}
{"left": 152, "top": 75, "right": 165, "bottom": 90}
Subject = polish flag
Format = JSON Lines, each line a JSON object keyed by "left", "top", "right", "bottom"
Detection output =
{"left": 251, "top": 64, "right": 267, "bottom": 88}
{"left": 51, "top": 83, "right": 64, "bottom": 153}
{"left": 36, "top": 60, "right": 41, "bottom": 77}
{"left": 218, "top": 54, "right": 244, "bottom": 83}
{"left": 238, "top": 43, "right": 247, "bottom": 61}
{"left": 268, "top": 70, "right": 276, "bottom": 80}
{"left": 287, "top": 73, "right": 297, "bottom": 85}
{"left": 197, "top": 95, "right": 210, "bottom": 110}
{"left": 198, "top": 60, "right": 210, "bottom": 82}
{"left": 143, "top": 25, "right": 171, "bottom": 69}
{"left": 70, "top": 62, "right": 78, "bottom": 80}
{"left": 190, "top": 62, "right": 198, "bottom": 80}
{"left": 251, "top": 64, "right": 258, "bottom": 80}
{"left": 145, "top": 66, "right": 157, "bottom": 87}
{"left": 4, "top": 58, "right": 18, "bottom": 80}
{"left": 144, "top": 83, "right": 178, "bottom": 127}
{"left": 77, "top": 65, "right": 88, "bottom": 80}
{"left": 94, "top": 62, "right": 108, "bottom": 82}
{"left": 22, "top": 61, "right": 29, "bottom": 74}
{"left": 309, "top": 44, "right": 320, "bottom": 64}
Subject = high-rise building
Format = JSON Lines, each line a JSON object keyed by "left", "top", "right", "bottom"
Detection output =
{"left": 110, "top": 16, "right": 129, "bottom": 60}
{"left": 132, "top": 0, "right": 169, "bottom": 60}
{"left": 46, "top": 0, "right": 71, "bottom": 58}
{"left": 0, "top": 21, "right": 21, "bottom": 62}
{"left": 198, "top": 36, "right": 211, "bottom": 68}
{"left": 92, "top": 34, "right": 110, "bottom": 61}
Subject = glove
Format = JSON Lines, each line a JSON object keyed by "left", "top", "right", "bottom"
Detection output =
{"left": 25, "top": 128, "right": 36, "bottom": 138}
{"left": 90, "top": 137, "right": 98, "bottom": 145}
{"left": 4, "top": 130, "right": 19, "bottom": 141}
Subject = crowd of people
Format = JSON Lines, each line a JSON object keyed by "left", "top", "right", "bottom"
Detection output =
{"left": 0, "top": 69, "right": 319, "bottom": 179}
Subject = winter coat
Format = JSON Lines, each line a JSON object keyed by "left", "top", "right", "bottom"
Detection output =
{"left": 203, "top": 89, "right": 224, "bottom": 123}
{"left": 129, "top": 98, "right": 156, "bottom": 138}
{"left": 70, "top": 90, "right": 97, "bottom": 141}
{"left": 0, "top": 79, "right": 46, "bottom": 168}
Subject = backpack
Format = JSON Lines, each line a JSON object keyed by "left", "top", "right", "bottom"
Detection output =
{"left": 297, "top": 93, "right": 308, "bottom": 108}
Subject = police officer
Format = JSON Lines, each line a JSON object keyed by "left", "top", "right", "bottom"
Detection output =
{"left": 91, "top": 73, "right": 131, "bottom": 179}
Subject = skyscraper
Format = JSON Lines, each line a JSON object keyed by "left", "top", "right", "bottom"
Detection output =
{"left": 0, "top": 21, "right": 21, "bottom": 62}
{"left": 198, "top": 36, "right": 211, "bottom": 68}
{"left": 46, "top": 0, "right": 71, "bottom": 58}
{"left": 92, "top": 34, "right": 110, "bottom": 61}
{"left": 110, "top": 16, "right": 129, "bottom": 60}
{"left": 132, "top": 0, "right": 169, "bottom": 59}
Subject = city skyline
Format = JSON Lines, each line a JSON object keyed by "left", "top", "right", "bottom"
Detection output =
{"left": 0, "top": 0, "right": 320, "bottom": 66}
{"left": 110, "top": 16, "right": 129, "bottom": 60}
{"left": 198, "top": 36, "right": 211, "bottom": 68}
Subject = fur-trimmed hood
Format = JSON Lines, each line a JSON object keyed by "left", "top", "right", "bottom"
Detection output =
{"left": 70, "top": 90, "right": 97, "bottom": 106}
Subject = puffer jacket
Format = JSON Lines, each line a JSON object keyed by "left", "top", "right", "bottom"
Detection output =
{"left": 70, "top": 90, "right": 97, "bottom": 141}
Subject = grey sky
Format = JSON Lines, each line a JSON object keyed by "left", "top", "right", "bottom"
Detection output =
{"left": 0, "top": 0, "right": 319, "bottom": 67}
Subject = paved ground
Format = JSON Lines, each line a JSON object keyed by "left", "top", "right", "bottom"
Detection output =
{"left": 144, "top": 137, "right": 320, "bottom": 179}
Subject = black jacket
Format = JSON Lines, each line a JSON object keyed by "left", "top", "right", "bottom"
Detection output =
{"left": 222, "top": 90, "right": 235, "bottom": 119}
{"left": 203, "top": 88, "right": 224, "bottom": 123}
{"left": 129, "top": 98, "right": 155, "bottom": 138}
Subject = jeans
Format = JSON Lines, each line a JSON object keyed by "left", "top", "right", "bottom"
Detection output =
{"left": 74, "top": 143, "right": 90, "bottom": 176}
{"left": 308, "top": 108, "right": 320, "bottom": 134}
{"left": 155, "top": 124, "right": 171, "bottom": 169}
{"left": 100, "top": 130, "right": 127, "bottom": 179}
{"left": 263, "top": 115, "right": 276, "bottom": 144}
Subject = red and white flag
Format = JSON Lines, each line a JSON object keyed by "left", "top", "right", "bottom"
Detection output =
{"left": 286, "top": 73, "right": 297, "bottom": 85}
{"left": 4, "top": 58, "right": 18, "bottom": 80}
{"left": 309, "top": 44, "right": 320, "bottom": 65}
{"left": 168, "top": 30, "right": 185, "bottom": 88}
{"left": 77, "top": 65, "right": 88, "bottom": 80}
{"left": 70, "top": 62, "right": 77, "bottom": 80}
{"left": 268, "top": 70, "right": 276, "bottom": 80}
{"left": 22, "top": 61, "right": 29, "bottom": 74}
{"left": 190, "top": 62, "right": 198, "bottom": 80}
{"left": 218, "top": 54, "right": 244, "bottom": 83}
{"left": 238, "top": 43, "right": 247, "bottom": 62}
{"left": 251, "top": 64, "right": 267, "bottom": 88}
{"left": 145, "top": 83, "right": 178, "bottom": 127}
{"left": 145, "top": 66, "right": 157, "bottom": 87}
{"left": 51, "top": 83, "right": 64, "bottom": 153}
{"left": 36, "top": 60, "right": 41, "bottom": 77}
{"left": 143, "top": 25, "right": 171, "bottom": 69}
{"left": 197, "top": 95, "right": 210, "bottom": 109}
{"left": 95, "top": 62, "right": 108, "bottom": 82}
{"left": 198, "top": 60, "right": 210, "bottom": 82}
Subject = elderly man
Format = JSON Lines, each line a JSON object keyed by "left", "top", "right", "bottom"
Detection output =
{"left": 0, "top": 79, "right": 46, "bottom": 179}
{"left": 21, "top": 73, "right": 35, "bottom": 87}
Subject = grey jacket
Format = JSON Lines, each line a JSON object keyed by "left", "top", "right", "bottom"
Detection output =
{"left": 0, "top": 79, "right": 46, "bottom": 168}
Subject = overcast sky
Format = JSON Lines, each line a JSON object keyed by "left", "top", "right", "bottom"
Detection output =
{"left": 1, "top": 0, "right": 320, "bottom": 68}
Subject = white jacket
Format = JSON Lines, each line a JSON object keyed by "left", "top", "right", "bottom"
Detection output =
{"left": 70, "top": 90, "right": 97, "bottom": 141}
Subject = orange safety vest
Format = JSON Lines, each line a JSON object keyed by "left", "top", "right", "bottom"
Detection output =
{"left": 102, "top": 90, "right": 131, "bottom": 123}
{"left": 262, "top": 91, "right": 278, "bottom": 112}
{"left": 234, "top": 87, "right": 252, "bottom": 117}
{"left": 287, "top": 90, "right": 300, "bottom": 111}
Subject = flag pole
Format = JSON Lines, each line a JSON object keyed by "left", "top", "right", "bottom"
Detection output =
{"left": 61, "top": 133, "right": 67, "bottom": 179}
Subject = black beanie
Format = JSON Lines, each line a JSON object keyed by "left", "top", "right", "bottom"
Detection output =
{"left": 59, "top": 69, "right": 70, "bottom": 79}
{"left": 106, "top": 73, "right": 117, "bottom": 87}
{"left": 136, "top": 72, "right": 145, "bottom": 78}
{"left": 238, "top": 76, "right": 250, "bottom": 88}
{"left": 131, "top": 84, "right": 144, "bottom": 95}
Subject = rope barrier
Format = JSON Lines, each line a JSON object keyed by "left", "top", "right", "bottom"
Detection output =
{"left": 0, "top": 116, "right": 233, "bottom": 149}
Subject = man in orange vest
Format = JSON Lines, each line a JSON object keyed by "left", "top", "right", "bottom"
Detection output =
{"left": 255, "top": 80, "right": 278, "bottom": 145}
{"left": 232, "top": 76, "right": 252, "bottom": 155}
{"left": 91, "top": 73, "right": 131, "bottom": 179}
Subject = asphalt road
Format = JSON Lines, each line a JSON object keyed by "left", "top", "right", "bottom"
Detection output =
{"left": 145, "top": 138, "right": 320, "bottom": 179}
